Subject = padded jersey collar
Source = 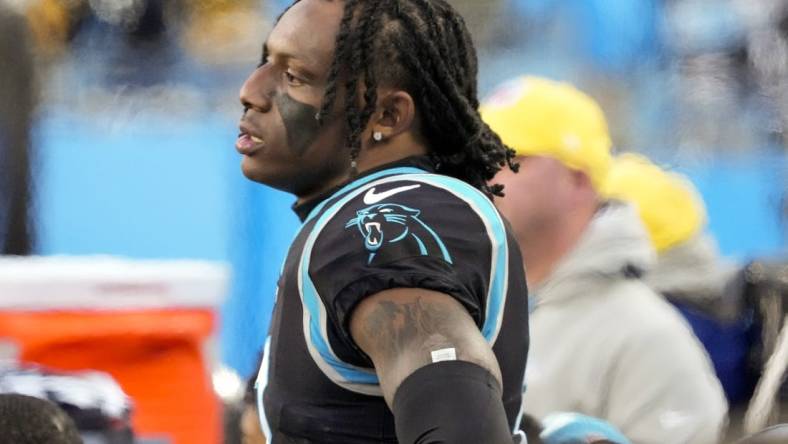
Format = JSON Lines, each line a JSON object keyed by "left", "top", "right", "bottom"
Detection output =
{"left": 292, "top": 156, "right": 436, "bottom": 222}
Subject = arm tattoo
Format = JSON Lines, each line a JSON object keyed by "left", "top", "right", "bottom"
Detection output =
{"left": 361, "top": 296, "right": 464, "bottom": 369}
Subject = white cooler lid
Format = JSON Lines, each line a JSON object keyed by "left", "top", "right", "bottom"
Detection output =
{"left": 0, "top": 256, "right": 230, "bottom": 310}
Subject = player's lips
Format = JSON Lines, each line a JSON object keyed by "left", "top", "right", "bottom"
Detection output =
{"left": 236, "top": 123, "right": 266, "bottom": 155}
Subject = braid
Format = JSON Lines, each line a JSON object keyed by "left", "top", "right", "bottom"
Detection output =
{"left": 447, "top": 13, "right": 477, "bottom": 104}
{"left": 316, "top": 0, "right": 359, "bottom": 124}
{"left": 357, "top": 2, "right": 386, "bottom": 135}
{"left": 268, "top": 0, "right": 517, "bottom": 196}
{"left": 394, "top": 11, "right": 480, "bottom": 140}
{"left": 411, "top": 0, "right": 459, "bottom": 83}
{"left": 341, "top": 0, "right": 367, "bottom": 170}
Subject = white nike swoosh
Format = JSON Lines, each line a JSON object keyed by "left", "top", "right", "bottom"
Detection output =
{"left": 363, "top": 184, "right": 421, "bottom": 205}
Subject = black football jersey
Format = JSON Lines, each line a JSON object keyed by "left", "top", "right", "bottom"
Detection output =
{"left": 256, "top": 157, "right": 529, "bottom": 443}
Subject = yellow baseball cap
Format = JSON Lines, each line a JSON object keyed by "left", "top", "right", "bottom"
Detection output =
{"left": 602, "top": 153, "right": 707, "bottom": 252}
{"left": 480, "top": 76, "right": 613, "bottom": 190}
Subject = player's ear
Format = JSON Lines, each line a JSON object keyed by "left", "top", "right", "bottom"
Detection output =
{"left": 367, "top": 89, "right": 416, "bottom": 143}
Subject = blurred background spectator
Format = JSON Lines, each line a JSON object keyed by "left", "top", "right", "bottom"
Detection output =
{"left": 603, "top": 153, "right": 737, "bottom": 315}
{"left": 0, "top": 0, "right": 786, "bottom": 442}
{"left": 603, "top": 153, "right": 756, "bottom": 400}
{"left": 482, "top": 76, "right": 728, "bottom": 444}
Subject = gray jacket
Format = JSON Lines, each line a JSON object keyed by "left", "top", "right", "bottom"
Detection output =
{"left": 523, "top": 202, "right": 728, "bottom": 444}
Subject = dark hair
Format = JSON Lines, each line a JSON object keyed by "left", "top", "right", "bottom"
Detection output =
{"left": 265, "top": 0, "right": 518, "bottom": 197}
{"left": 0, "top": 394, "right": 83, "bottom": 444}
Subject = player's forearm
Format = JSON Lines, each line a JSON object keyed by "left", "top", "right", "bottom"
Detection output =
{"left": 392, "top": 360, "right": 514, "bottom": 444}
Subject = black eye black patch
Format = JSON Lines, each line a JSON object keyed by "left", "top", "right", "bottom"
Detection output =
{"left": 274, "top": 92, "right": 322, "bottom": 157}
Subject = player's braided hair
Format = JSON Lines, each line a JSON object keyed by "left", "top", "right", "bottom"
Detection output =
{"left": 265, "top": 0, "right": 518, "bottom": 196}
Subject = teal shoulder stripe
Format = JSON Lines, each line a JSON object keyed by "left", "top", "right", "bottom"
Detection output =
{"left": 395, "top": 175, "right": 509, "bottom": 343}
{"left": 298, "top": 171, "right": 433, "bottom": 393}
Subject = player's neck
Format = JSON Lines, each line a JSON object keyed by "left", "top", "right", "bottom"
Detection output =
{"left": 293, "top": 137, "right": 428, "bottom": 206}
{"left": 354, "top": 133, "right": 429, "bottom": 174}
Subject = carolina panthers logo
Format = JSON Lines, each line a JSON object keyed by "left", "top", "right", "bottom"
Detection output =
{"left": 345, "top": 203, "right": 453, "bottom": 264}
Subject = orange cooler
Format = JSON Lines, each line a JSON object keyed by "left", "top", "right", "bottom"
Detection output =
{"left": 0, "top": 256, "right": 230, "bottom": 444}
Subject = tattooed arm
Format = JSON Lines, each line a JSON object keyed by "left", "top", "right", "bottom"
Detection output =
{"left": 349, "top": 287, "right": 503, "bottom": 409}
{"left": 349, "top": 288, "right": 515, "bottom": 442}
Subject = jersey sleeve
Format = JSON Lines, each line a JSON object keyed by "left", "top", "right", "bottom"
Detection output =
{"left": 306, "top": 177, "right": 511, "bottom": 363}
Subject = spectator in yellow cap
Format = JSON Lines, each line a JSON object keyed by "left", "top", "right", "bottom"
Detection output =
{"left": 482, "top": 76, "right": 727, "bottom": 444}
{"left": 603, "top": 153, "right": 739, "bottom": 319}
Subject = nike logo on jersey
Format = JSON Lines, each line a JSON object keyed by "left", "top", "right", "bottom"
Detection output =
{"left": 362, "top": 184, "right": 421, "bottom": 205}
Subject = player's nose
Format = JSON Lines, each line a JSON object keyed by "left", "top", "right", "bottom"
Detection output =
{"left": 240, "top": 66, "right": 274, "bottom": 114}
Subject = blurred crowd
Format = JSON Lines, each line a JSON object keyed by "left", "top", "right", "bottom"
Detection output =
{"left": 481, "top": 75, "right": 787, "bottom": 443}
{"left": 3, "top": 0, "right": 788, "bottom": 153}
{"left": 1, "top": 0, "right": 787, "bottom": 443}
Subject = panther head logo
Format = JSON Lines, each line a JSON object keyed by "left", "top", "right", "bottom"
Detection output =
{"left": 345, "top": 203, "right": 452, "bottom": 264}
{"left": 345, "top": 203, "right": 420, "bottom": 252}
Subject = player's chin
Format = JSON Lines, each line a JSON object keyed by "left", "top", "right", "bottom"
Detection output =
{"left": 240, "top": 156, "right": 296, "bottom": 191}
{"left": 240, "top": 156, "right": 271, "bottom": 184}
